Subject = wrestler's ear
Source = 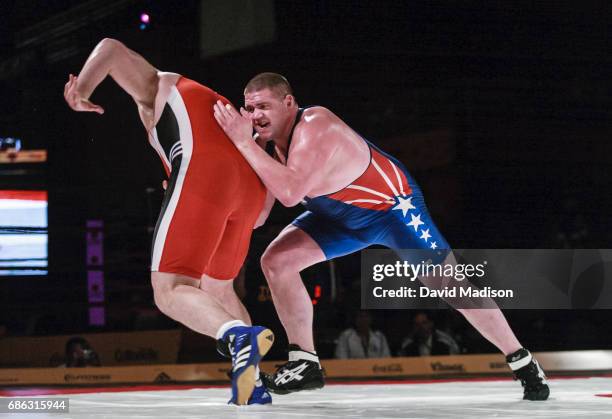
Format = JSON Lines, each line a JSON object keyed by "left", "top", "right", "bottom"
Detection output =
{"left": 283, "top": 94, "right": 295, "bottom": 108}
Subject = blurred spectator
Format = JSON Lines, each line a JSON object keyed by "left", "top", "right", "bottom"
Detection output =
{"left": 398, "top": 312, "right": 460, "bottom": 356}
{"left": 335, "top": 310, "right": 391, "bottom": 359}
{"left": 61, "top": 337, "right": 101, "bottom": 367}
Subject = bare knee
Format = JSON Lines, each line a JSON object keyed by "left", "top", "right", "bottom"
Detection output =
{"left": 261, "top": 246, "right": 295, "bottom": 281}
{"left": 151, "top": 272, "right": 198, "bottom": 315}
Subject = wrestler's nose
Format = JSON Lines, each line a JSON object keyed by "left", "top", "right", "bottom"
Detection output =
{"left": 251, "top": 109, "right": 264, "bottom": 120}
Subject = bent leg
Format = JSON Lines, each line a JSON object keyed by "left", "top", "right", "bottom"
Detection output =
{"left": 261, "top": 225, "right": 326, "bottom": 352}
{"left": 200, "top": 188, "right": 266, "bottom": 326}
{"left": 151, "top": 271, "right": 236, "bottom": 338}
{"left": 263, "top": 211, "right": 372, "bottom": 352}
{"left": 200, "top": 274, "right": 251, "bottom": 325}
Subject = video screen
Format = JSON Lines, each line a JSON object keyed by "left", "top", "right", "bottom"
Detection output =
{"left": 0, "top": 190, "right": 48, "bottom": 276}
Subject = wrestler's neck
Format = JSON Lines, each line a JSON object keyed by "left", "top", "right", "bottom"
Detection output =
{"left": 275, "top": 106, "right": 299, "bottom": 157}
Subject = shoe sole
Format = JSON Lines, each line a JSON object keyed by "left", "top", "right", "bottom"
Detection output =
{"left": 262, "top": 371, "right": 325, "bottom": 395}
{"left": 268, "top": 380, "right": 325, "bottom": 395}
{"left": 524, "top": 384, "right": 550, "bottom": 401}
{"left": 235, "top": 328, "right": 275, "bottom": 405}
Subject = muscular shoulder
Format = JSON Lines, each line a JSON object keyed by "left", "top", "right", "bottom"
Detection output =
{"left": 300, "top": 106, "right": 336, "bottom": 129}
{"left": 292, "top": 106, "right": 340, "bottom": 146}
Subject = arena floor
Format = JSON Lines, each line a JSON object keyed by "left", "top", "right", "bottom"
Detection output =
{"left": 2, "top": 376, "right": 611, "bottom": 418}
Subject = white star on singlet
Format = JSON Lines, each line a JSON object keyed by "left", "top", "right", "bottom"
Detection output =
{"left": 406, "top": 213, "right": 425, "bottom": 232}
{"left": 420, "top": 229, "right": 431, "bottom": 242}
{"left": 392, "top": 196, "right": 416, "bottom": 218}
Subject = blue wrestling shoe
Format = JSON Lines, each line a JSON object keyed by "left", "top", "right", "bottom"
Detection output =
{"left": 223, "top": 325, "right": 275, "bottom": 405}
{"left": 248, "top": 381, "right": 272, "bottom": 405}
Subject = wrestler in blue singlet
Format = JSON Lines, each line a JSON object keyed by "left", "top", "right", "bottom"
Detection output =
{"left": 288, "top": 108, "right": 450, "bottom": 261}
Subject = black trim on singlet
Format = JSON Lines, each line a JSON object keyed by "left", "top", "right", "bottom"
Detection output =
{"left": 156, "top": 104, "right": 181, "bottom": 162}
{"left": 264, "top": 140, "right": 276, "bottom": 157}
{"left": 151, "top": 156, "right": 182, "bottom": 259}
{"left": 286, "top": 107, "right": 305, "bottom": 153}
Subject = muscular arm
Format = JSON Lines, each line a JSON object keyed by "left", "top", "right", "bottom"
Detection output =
{"left": 214, "top": 106, "right": 335, "bottom": 207}
{"left": 64, "top": 38, "right": 159, "bottom": 121}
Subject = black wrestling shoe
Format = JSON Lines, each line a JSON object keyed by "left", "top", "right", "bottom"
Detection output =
{"left": 506, "top": 348, "right": 550, "bottom": 401}
{"left": 261, "top": 344, "right": 325, "bottom": 394}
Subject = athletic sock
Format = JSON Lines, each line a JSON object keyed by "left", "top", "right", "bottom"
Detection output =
{"left": 288, "top": 344, "right": 320, "bottom": 366}
{"left": 215, "top": 320, "right": 247, "bottom": 340}
{"left": 506, "top": 348, "right": 532, "bottom": 371}
{"left": 255, "top": 365, "right": 261, "bottom": 385}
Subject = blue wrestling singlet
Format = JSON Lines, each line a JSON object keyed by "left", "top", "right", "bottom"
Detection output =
{"left": 289, "top": 108, "right": 450, "bottom": 260}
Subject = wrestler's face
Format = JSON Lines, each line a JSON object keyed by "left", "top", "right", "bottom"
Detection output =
{"left": 244, "top": 88, "right": 294, "bottom": 141}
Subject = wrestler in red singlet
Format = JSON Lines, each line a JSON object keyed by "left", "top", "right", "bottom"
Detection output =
{"left": 150, "top": 78, "right": 266, "bottom": 279}
{"left": 64, "top": 39, "right": 274, "bottom": 406}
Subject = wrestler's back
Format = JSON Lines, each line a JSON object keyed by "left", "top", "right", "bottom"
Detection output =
{"left": 173, "top": 78, "right": 248, "bottom": 162}
{"left": 150, "top": 76, "right": 262, "bottom": 184}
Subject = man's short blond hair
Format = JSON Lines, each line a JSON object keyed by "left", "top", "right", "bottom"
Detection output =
{"left": 244, "top": 72, "right": 293, "bottom": 98}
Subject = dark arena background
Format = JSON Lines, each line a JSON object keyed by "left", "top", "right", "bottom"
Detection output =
{"left": 1, "top": 1, "right": 611, "bottom": 417}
